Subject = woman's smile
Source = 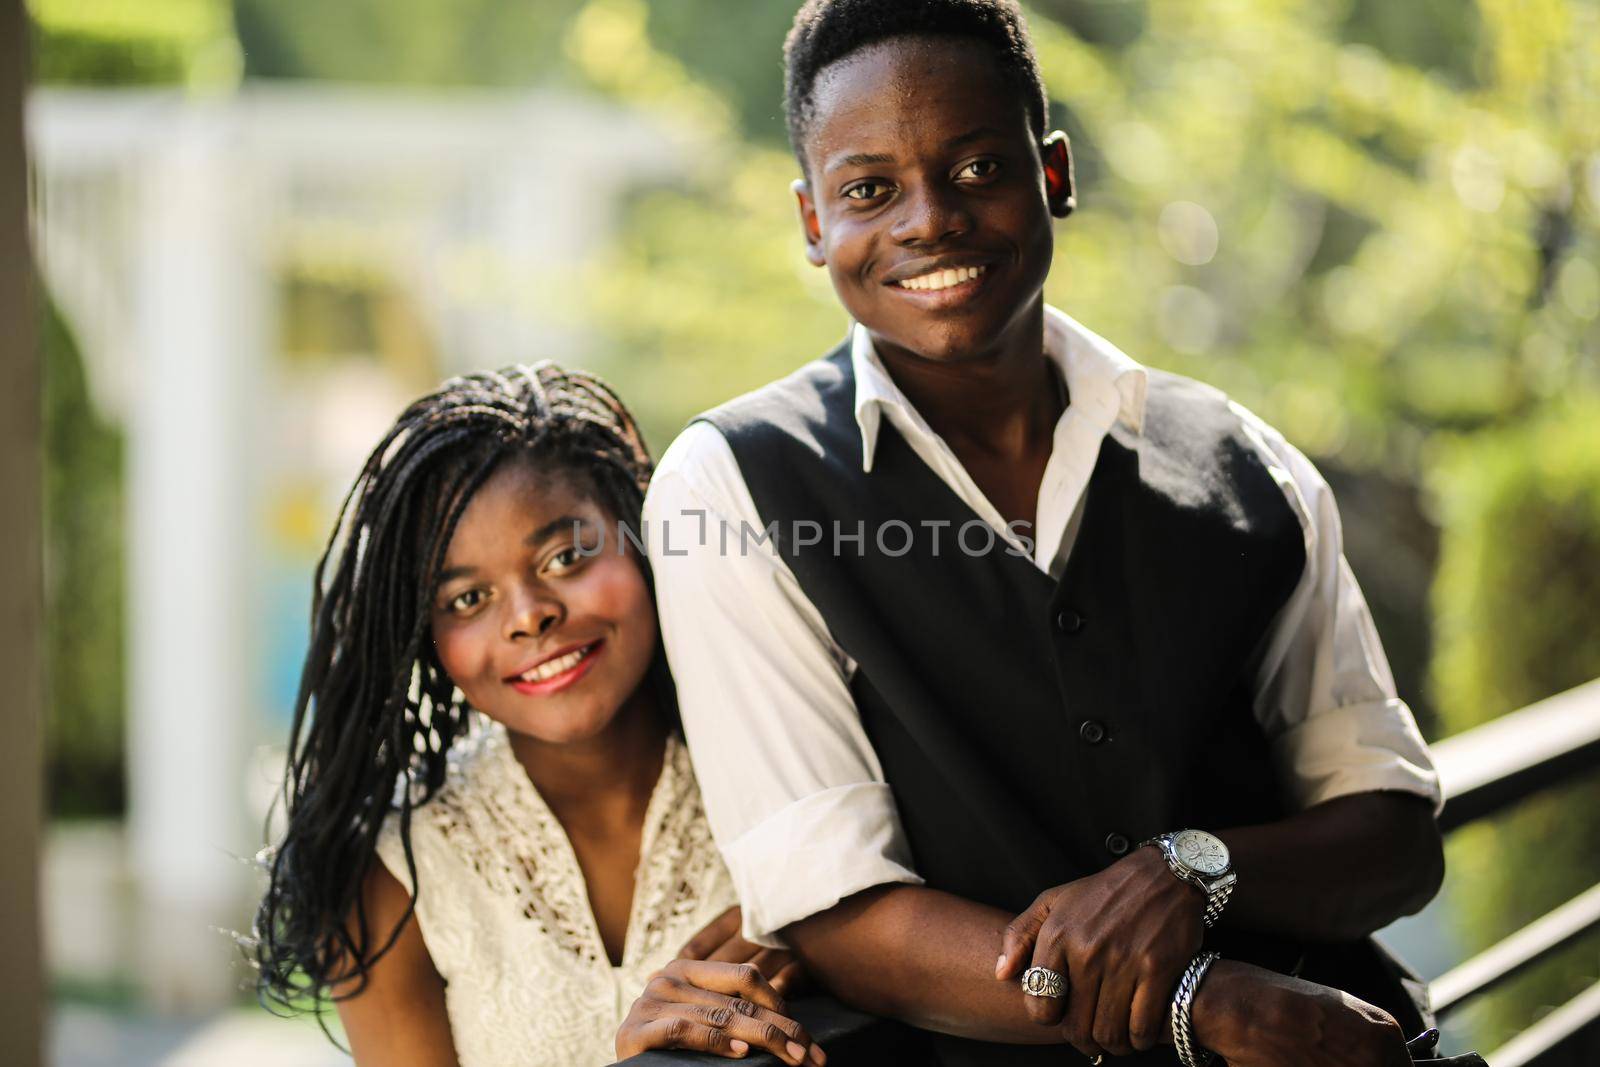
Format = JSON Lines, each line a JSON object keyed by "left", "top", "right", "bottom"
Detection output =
{"left": 506, "top": 638, "right": 606, "bottom": 696}
{"left": 430, "top": 459, "right": 658, "bottom": 747}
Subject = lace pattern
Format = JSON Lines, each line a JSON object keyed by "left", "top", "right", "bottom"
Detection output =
{"left": 374, "top": 720, "right": 736, "bottom": 1067}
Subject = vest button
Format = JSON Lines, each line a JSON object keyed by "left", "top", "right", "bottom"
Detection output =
{"left": 1078, "top": 720, "right": 1107, "bottom": 745}
{"left": 1055, "top": 609, "right": 1084, "bottom": 633}
{"left": 1105, "top": 832, "right": 1131, "bottom": 856}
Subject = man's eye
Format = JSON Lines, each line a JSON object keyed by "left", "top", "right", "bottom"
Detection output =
{"left": 843, "top": 181, "right": 890, "bottom": 201}
{"left": 957, "top": 159, "right": 1001, "bottom": 181}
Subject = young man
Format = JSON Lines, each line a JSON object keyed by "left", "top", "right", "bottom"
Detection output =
{"left": 644, "top": 3, "right": 1444, "bottom": 1064}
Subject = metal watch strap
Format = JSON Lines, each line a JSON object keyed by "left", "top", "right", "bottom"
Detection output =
{"left": 1201, "top": 879, "right": 1233, "bottom": 928}
{"left": 1143, "top": 833, "right": 1234, "bottom": 928}
{"left": 1172, "top": 951, "right": 1221, "bottom": 1067}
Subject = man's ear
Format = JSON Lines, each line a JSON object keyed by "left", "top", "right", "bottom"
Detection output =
{"left": 793, "top": 178, "right": 827, "bottom": 267}
{"left": 1042, "top": 131, "right": 1076, "bottom": 219}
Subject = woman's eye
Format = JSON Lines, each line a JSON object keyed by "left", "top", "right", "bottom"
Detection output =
{"left": 843, "top": 181, "right": 890, "bottom": 201}
{"left": 546, "top": 547, "right": 583, "bottom": 574}
{"left": 447, "top": 588, "right": 487, "bottom": 614}
{"left": 957, "top": 159, "right": 1001, "bottom": 181}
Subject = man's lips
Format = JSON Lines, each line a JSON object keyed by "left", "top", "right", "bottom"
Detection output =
{"left": 505, "top": 639, "right": 605, "bottom": 695}
{"left": 883, "top": 253, "right": 1000, "bottom": 288}
{"left": 883, "top": 256, "right": 998, "bottom": 308}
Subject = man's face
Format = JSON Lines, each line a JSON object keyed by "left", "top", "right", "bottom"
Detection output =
{"left": 796, "top": 35, "right": 1067, "bottom": 367}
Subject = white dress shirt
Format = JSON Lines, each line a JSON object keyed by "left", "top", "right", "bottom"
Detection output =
{"left": 643, "top": 305, "right": 1441, "bottom": 947}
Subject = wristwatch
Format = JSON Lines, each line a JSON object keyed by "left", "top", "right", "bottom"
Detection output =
{"left": 1142, "top": 829, "right": 1236, "bottom": 927}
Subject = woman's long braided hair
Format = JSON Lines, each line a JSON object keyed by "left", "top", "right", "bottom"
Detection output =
{"left": 253, "top": 363, "right": 665, "bottom": 1011}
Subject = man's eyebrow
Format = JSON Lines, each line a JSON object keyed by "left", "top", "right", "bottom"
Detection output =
{"left": 435, "top": 515, "right": 590, "bottom": 585}
{"left": 823, "top": 128, "right": 1007, "bottom": 175}
{"left": 824, "top": 150, "right": 896, "bottom": 174}
{"left": 945, "top": 126, "right": 1006, "bottom": 150}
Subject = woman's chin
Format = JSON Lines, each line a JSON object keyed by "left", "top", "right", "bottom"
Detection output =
{"left": 485, "top": 699, "right": 623, "bottom": 749}
{"left": 500, "top": 715, "right": 615, "bottom": 748}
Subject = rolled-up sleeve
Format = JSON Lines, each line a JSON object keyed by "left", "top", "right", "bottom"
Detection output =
{"left": 1235, "top": 405, "right": 1443, "bottom": 814}
{"left": 643, "top": 423, "right": 922, "bottom": 947}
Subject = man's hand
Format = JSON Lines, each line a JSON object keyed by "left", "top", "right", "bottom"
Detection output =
{"left": 995, "top": 846, "right": 1204, "bottom": 1059}
{"left": 1194, "top": 960, "right": 1412, "bottom": 1067}
{"left": 679, "top": 906, "right": 807, "bottom": 998}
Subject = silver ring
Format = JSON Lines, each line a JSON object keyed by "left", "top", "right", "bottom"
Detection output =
{"left": 1090, "top": 1057, "right": 1104, "bottom": 1066}
{"left": 1020, "top": 965, "right": 1067, "bottom": 998}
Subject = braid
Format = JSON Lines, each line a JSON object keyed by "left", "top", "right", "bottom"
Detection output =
{"left": 252, "top": 362, "right": 661, "bottom": 1013}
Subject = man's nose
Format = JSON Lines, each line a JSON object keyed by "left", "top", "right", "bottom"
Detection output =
{"left": 891, "top": 180, "right": 972, "bottom": 246}
{"left": 504, "top": 583, "right": 564, "bottom": 641}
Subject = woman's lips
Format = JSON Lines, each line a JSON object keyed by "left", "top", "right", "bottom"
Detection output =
{"left": 507, "top": 639, "right": 605, "bottom": 696}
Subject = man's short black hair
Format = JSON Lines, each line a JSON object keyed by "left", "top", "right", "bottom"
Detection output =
{"left": 783, "top": 0, "right": 1049, "bottom": 168}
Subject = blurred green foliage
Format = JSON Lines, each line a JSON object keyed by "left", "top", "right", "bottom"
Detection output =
{"left": 41, "top": 300, "right": 125, "bottom": 819}
{"left": 231, "top": 0, "right": 568, "bottom": 88}
{"left": 1429, "top": 404, "right": 1600, "bottom": 1048}
{"left": 29, "top": 0, "right": 240, "bottom": 89}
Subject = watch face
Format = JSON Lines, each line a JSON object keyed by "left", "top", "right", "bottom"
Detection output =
{"left": 1173, "top": 830, "right": 1230, "bottom": 876}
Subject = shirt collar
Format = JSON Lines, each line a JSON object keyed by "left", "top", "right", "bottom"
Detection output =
{"left": 851, "top": 304, "right": 1149, "bottom": 472}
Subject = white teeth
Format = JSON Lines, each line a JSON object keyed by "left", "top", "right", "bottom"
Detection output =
{"left": 519, "top": 644, "right": 593, "bottom": 682}
{"left": 898, "top": 264, "right": 985, "bottom": 291}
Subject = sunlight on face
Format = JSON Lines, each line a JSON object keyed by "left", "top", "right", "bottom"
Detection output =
{"left": 429, "top": 457, "right": 657, "bottom": 747}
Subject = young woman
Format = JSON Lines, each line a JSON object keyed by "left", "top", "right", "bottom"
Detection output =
{"left": 253, "top": 365, "right": 826, "bottom": 1067}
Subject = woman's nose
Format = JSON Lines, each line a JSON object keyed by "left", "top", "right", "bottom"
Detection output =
{"left": 504, "top": 583, "right": 564, "bottom": 641}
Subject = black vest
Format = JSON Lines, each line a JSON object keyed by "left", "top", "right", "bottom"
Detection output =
{"left": 699, "top": 343, "right": 1426, "bottom": 1066}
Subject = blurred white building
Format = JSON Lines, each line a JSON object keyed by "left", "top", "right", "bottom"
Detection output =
{"left": 29, "top": 83, "right": 689, "bottom": 1014}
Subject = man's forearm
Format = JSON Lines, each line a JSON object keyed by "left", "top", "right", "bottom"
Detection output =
{"left": 780, "top": 793, "right": 1440, "bottom": 1044}
{"left": 782, "top": 884, "right": 1065, "bottom": 1044}
{"left": 1218, "top": 791, "right": 1444, "bottom": 941}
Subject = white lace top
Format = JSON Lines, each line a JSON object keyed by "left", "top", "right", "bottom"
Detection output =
{"left": 374, "top": 722, "right": 736, "bottom": 1067}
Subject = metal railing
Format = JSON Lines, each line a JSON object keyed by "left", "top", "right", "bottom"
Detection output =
{"left": 619, "top": 678, "right": 1600, "bottom": 1065}
{"left": 1428, "top": 678, "right": 1600, "bottom": 1067}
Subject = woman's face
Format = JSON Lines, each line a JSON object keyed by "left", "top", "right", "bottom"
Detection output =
{"left": 429, "top": 458, "right": 657, "bottom": 746}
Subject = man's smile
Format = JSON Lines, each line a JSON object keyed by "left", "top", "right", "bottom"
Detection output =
{"left": 894, "top": 264, "right": 986, "bottom": 291}
{"left": 882, "top": 254, "right": 998, "bottom": 309}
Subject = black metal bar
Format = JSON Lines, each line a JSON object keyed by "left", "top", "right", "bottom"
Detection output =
{"left": 1429, "top": 883, "right": 1600, "bottom": 1016}
{"left": 1485, "top": 977, "right": 1600, "bottom": 1067}
{"left": 1432, "top": 679, "right": 1600, "bottom": 833}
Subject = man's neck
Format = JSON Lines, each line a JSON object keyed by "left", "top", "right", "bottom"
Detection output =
{"left": 871, "top": 302, "right": 1059, "bottom": 461}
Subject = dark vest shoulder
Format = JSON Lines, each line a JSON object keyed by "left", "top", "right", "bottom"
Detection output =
{"left": 697, "top": 341, "right": 860, "bottom": 467}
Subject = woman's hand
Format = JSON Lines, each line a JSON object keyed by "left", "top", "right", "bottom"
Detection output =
{"left": 994, "top": 846, "right": 1204, "bottom": 1059}
{"left": 1192, "top": 960, "right": 1412, "bottom": 1067}
{"left": 615, "top": 959, "right": 826, "bottom": 1065}
{"left": 679, "top": 906, "right": 807, "bottom": 997}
